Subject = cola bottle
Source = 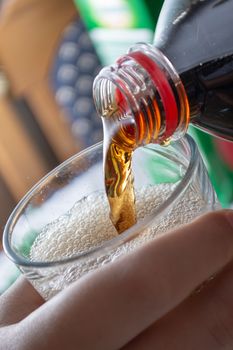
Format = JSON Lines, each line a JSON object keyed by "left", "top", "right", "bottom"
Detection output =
{"left": 93, "top": 0, "right": 233, "bottom": 144}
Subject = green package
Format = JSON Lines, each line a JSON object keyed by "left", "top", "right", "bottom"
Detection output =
{"left": 74, "top": 0, "right": 156, "bottom": 65}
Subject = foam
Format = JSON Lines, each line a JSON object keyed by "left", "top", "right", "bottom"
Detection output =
{"left": 29, "top": 184, "right": 206, "bottom": 299}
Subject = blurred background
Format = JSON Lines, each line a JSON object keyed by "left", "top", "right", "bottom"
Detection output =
{"left": 0, "top": 0, "right": 233, "bottom": 292}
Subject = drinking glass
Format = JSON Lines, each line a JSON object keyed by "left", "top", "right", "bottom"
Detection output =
{"left": 3, "top": 135, "right": 220, "bottom": 300}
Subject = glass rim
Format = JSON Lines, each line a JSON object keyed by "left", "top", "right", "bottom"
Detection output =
{"left": 3, "top": 134, "right": 199, "bottom": 269}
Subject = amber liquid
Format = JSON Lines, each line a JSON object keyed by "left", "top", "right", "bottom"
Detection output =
{"left": 99, "top": 0, "right": 233, "bottom": 233}
{"left": 102, "top": 108, "right": 136, "bottom": 233}
{"left": 104, "top": 141, "right": 135, "bottom": 233}
{"left": 102, "top": 84, "right": 163, "bottom": 233}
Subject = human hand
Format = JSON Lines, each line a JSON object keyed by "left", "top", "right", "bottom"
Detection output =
{"left": 1, "top": 210, "right": 233, "bottom": 349}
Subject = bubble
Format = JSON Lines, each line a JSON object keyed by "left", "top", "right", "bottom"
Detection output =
{"left": 30, "top": 184, "right": 206, "bottom": 298}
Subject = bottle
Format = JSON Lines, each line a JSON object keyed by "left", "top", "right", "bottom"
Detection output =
{"left": 93, "top": 0, "right": 233, "bottom": 146}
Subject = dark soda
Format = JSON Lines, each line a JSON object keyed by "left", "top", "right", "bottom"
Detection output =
{"left": 94, "top": 0, "right": 233, "bottom": 232}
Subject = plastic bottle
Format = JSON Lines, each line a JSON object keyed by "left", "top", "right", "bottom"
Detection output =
{"left": 93, "top": 0, "right": 233, "bottom": 145}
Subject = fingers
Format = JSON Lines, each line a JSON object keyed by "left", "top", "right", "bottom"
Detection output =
{"left": 0, "top": 276, "right": 44, "bottom": 326}
{"left": 123, "top": 260, "right": 233, "bottom": 350}
{"left": 19, "top": 210, "right": 233, "bottom": 350}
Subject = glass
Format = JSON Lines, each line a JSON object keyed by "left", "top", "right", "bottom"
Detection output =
{"left": 3, "top": 135, "right": 219, "bottom": 300}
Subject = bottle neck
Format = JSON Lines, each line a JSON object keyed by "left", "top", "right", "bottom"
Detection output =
{"left": 93, "top": 43, "right": 190, "bottom": 146}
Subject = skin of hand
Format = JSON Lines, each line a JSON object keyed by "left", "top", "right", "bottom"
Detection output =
{"left": 1, "top": 210, "right": 233, "bottom": 350}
